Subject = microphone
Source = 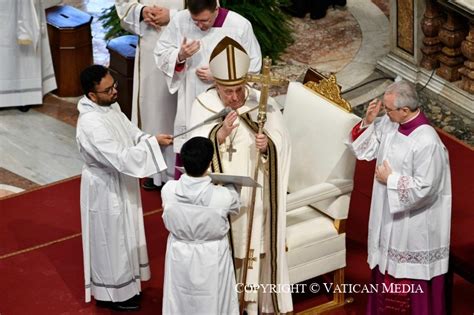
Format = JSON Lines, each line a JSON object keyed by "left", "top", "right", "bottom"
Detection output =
{"left": 173, "top": 107, "right": 232, "bottom": 139}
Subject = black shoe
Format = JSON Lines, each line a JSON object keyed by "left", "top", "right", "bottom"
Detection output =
{"left": 96, "top": 296, "right": 140, "bottom": 311}
{"left": 141, "top": 178, "right": 162, "bottom": 191}
{"left": 330, "top": 0, "right": 347, "bottom": 8}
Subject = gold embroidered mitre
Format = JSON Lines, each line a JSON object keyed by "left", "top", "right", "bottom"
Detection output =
{"left": 209, "top": 36, "right": 250, "bottom": 86}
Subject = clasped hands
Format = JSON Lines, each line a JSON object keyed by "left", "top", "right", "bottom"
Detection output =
{"left": 143, "top": 6, "right": 170, "bottom": 30}
{"left": 217, "top": 110, "right": 268, "bottom": 153}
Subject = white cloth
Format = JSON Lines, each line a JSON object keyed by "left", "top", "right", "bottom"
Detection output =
{"left": 189, "top": 88, "right": 293, "bottom": 314}
{"left": 76, "top": 96, "right": 167, "bottom": 303}
{"left": 0, "top": 0, "right": 56, "bottom": 107}
{"left": 161, "top": 174, "right": 240, "bottom": 315}
{"left": 116, "top": 0, "right": 184, "bottom": 184}
{"left": 154, "top": 9, "right": 262, "bottom": 152}
{"left": 346, "top": 115, "right": 452, "bottom": 280}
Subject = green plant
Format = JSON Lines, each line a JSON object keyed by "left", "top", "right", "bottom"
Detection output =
{"left": 99, "top": 1, "right": 294, "bottom": 61}
{"left": 98, "top": 6, "right": 131, "bottom": 40}
{"left": 221, "top": 0, "right": 294, "bottom": 61}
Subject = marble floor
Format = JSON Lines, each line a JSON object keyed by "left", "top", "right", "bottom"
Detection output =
{"left": 0, "top": 0, "right": 471, "bottom": 198}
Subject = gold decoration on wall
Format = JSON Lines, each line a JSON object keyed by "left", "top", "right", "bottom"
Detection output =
{"left": 304, "top": 75, "right": 352, "bottom": 112}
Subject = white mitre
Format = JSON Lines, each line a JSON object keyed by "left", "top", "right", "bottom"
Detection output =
{"left": 209, "top": 36, "right": 250, "bottom": 86}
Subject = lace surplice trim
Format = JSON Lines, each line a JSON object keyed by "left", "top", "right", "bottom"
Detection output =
{"left": 388, "top": 246, "right": 449, "bottom": 264}
{"left": 397, "top": 175, "right": 410, "bottom": 204}
{"left": 359, "top": 135, "right": 373, "bottom": 152}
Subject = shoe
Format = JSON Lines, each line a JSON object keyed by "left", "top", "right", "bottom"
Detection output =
{"left": 141, "top": 178, "right": 162, "bottom": 191}
{"left": 96, "top": 296, "right": 140, "bottom": 311}
{"left": 330, "top": 0, "right": 347, "bottom": 8}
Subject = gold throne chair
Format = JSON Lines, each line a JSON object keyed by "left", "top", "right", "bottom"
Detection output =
{"left": 283, "top": 75, "right": 361, "bottom": 314}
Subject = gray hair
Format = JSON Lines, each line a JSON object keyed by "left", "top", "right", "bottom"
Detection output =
{"left": 384, "top": 80, "right": 419, "bottom": 111}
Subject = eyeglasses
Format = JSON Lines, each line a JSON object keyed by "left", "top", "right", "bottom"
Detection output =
{"left": 382, "top": 103, "right": 400, "bottom": 113}
{"left": 95, "top": 81, "right": 118, "bottom": 95}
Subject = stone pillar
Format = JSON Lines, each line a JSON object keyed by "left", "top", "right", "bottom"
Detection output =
{"left": 420, "top": 0, "right": 445, "bottom": 70}
{"left": 459, "top": 23, "right": 474, "bottom": 94}
{"left": 437, "top": 12, "right": 468, "bottom": 81}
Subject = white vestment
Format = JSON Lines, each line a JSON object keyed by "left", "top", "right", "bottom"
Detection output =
{"left": 116, "top": 0, "right": 184, "bottom": 184}
{"left": 347, "top": 114, "right": 452, "bottom": 280}
{"left": 189, "top": 88, "right": 293, "bottom": 314}
{"left": 76, "top": 97, "right": 167, "bottom": 303}
{"left": 154, "top": 9, "right": 262, "bottom": 152}
{"left": 0, "top": 0, "right": 56, "bottom": 107}
{"left": 161, "top": 174, "right": 240, "bottom": 315}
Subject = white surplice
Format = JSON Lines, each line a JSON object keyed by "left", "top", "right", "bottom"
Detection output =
{"left": 76, "top": 97, "right": 167, "bottom": 303}
{"left": 116, "top": 0, "right": 184, "bottom": 184}
{"left": 161, "top": 174, "right": 240, "bottom": 315}
{"left": 0, "top": 0, "right": 56, "bottom": 107}
{"left": 154, "top": 9, "right": 262, "bottom": 152}
{"left": 189, "top": 88, "right": 293, "bottom": 314}
{"left": 346, "top": 115, "right": 452, "bottom": 280}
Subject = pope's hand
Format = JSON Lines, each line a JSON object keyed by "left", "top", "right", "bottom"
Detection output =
{"left": 255, "top": 133, "right": 268, "bottom": 153}
{"left": 375, "top": 160, "right": 392, "bottom": 184}
{"left": 178, "top": 37, "right": 200, "bottom": 62}
{"left": 364, "top": 98, "right": 382, "bottom": 125}
{"left": 156, "top": 134, "right": 173, "bottom": 146}
{"left": 217, "top": 111, "right": 239, "bottom": 144}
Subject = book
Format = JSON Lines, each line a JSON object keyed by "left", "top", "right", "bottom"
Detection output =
{"left": 175, "top": 167, "right": 261, "bottom": 188}
{"left": 209, "top": 173, "right": 261, "bottom": 188}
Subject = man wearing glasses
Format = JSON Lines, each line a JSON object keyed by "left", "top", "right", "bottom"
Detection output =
{"left": 76, "top": 65, "right": 173, "bottom": 311}
{"left": 347, "top": 80, "right": 452, "bottom": 314}
{"left": 154, "top": 0, "right": 261, "bottom": 169}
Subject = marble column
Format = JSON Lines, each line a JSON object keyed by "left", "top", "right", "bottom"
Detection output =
{"left": 436, "top": 12, "right": 468, "bottom": 81}
{"left": 420, "top": 0, "right": 445, "bottom": 70}
{"left": 459, "top": 23, "right": 474, "bottom": 94}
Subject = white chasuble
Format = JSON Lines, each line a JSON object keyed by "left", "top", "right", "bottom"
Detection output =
{"left": 115, "top": 0, "right": 185, "bottom": 183}
{"left": 76, "top": 97, "right": 167, "bottom": 303}
{"left": 0, "top": 0, "right": 56, "bottom": 107}
{"left": 154, "top": 9, "right": 262, "bottom": 152}
{"left": 347, "top": 115, "right": 452, "bottom": 281}
{"left": 189, "top": 88, "right": 293, "bottom": 314}
{"left": 161, "top": 175, "right": 240, "bottom": 315}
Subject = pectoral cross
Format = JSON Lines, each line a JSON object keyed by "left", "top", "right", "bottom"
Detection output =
{"left": 226, "top": 142, "right": 236, "bottom": 162}
{"left": 248, "top": 249, "right": 257, "bottom": 269}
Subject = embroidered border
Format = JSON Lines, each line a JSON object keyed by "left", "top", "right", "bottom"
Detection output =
{"left": 388, "top": 246, "right": 449, "bottom": 264}
{"left": 397, "top": 176, "right": 410, "bottom": 204}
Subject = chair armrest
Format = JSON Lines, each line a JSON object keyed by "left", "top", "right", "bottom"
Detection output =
{"left": 286, "top": 179, "right": 354, "bottom": 212}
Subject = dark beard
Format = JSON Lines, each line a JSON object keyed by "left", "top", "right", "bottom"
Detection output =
{"left": 97, "top": 95, "right": 117, "bottom": 106}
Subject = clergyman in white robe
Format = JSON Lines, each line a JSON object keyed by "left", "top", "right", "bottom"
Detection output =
{"left": 76, "top": 96, "right": 167, "bottom": 303}
{"left": 189, "top": 87, "right": 293, "bottom": 314}
{"left": 0, "top": 0, "right": 56, "bottom": 108}
{"left": 116, "top": 0, "right": 184, "bottom": 184}
{"left": 161, "top": 173, "right": 240, "bottom": 315}
{"left": 346, "top": 81, "right": 451, "bottom": 314}
{"left": 154, "top": 6, "right": 261, "bottom": 152}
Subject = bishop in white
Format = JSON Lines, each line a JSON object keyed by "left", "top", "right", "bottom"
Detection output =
{"left": 189, "top": 37, "right": 293, "bottom": 315}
